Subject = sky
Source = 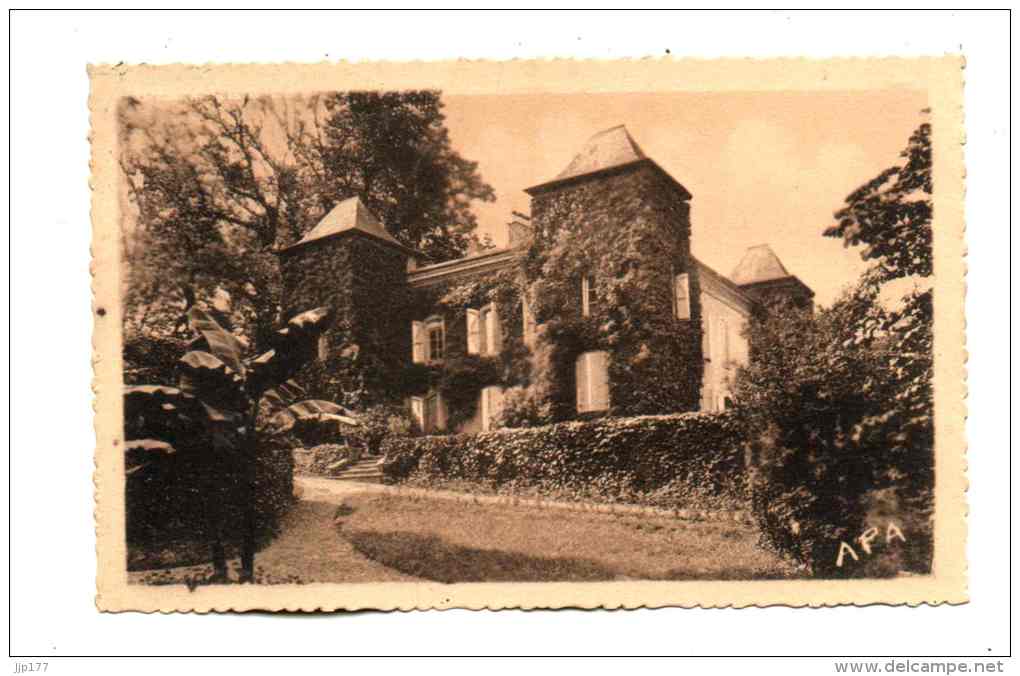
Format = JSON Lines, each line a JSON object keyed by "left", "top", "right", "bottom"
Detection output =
{"left": 441, "top": 90, "right": 928, "bottom": 307}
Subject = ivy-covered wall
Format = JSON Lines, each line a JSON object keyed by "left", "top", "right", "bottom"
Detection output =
{"left": 279, "top": 234, "right": 413, "bottom": 408}
{"left": 278, "top": 161, "right": 708, "bottom": 430}
{"left": 407, "top": 265, "right": 529, "bottom": 431}
{"left": 523, "top": 162, "right": 704, "bottom": 419}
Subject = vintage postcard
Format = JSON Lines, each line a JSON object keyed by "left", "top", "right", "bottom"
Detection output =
{"left": 91, "top": 57, "right": 966, "bottom": 612}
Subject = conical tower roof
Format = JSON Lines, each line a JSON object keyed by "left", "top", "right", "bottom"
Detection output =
{"left": 553, "top": 125, "right": 647, "bottom": 182}
{"left": 730, "top": 244, "right": 792, "bottom": 285}
{"left": 284, "top": 196, "right": 408, "bottom": 252}
{"left": 525, "top": 125, "right": 690, "bottom": 199}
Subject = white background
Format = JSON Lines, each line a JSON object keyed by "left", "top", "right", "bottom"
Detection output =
{"left": 7, "top": 8, "right": 1014, "bottom": 672}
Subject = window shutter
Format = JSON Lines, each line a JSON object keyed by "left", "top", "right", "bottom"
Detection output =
{"left": 702, "top": 313, "right": 712, "bottom": 361}
{"left": 410, "top": 397, "right": 425, "bottom": 431}
{"left": 575, "top": 353, "right": 590, "bottom": 413}
{"left": 317, "top": 334, "right": 329, "bottom": 362}
{"left": 522, "top": 294, "right": 536, "bottom": 347}
{"left": 466, "top": 309, "right": 480, "bottom": 355}
{"left": 487, "top": 302, "right": 502, "bottom": 354}
{"left": 675, "top": 273, "right": 690, "bottom": 320}
{"left": 721, "top": 318, "right": 730, "bottom": 363}
{"left": 491, "top": 386, "right": 504, "bottom": 426}
{"left": 581, "top": 275, "right": 592, "bottom": 317}
{"left": 480, "top": 388, "right": 490, "bottom": 431}
{"left": 436, "top": 393, "right": 447, "bottom": 431}
{"left": 412, "top": 321, "right": 425, "bottom": 363}
{"left": 591, "top": 351, "right": 610, "bottom": 411}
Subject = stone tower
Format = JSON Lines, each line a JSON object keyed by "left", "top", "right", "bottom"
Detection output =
{"left": 278, "top": 197, "right": 416, "bottom": 404}
{"left": 730, "top": 244, "right": 815, "bottom": 311}
{"left": 523, "top": 125, "right": 704, "bottom": 415}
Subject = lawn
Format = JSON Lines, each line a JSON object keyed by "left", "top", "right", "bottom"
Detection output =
{"left": 336, "top": 493, "right": 802, "bottom": 583}
{"left": 130, "top": 490, "right": 802, "bottom": 585}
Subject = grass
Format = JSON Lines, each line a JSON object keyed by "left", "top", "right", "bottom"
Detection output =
{"left": 336, "top": 493, "right": 802, "bottom": 583}
{"left": 131, "top": 491, "right": 802, "bottom": 585}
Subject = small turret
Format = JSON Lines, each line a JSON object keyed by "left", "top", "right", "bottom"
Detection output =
{"left": 730, "top": 244, "right": 814, "bottom": 310}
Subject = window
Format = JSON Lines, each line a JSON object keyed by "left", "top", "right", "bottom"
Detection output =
{"left": 467, "top": 303, "right": 501, "bottom": 356}
{"left": 674, "top": 273, "right": 691, "bottom": 320}
{"left": 480, "top": 385, "right": 504, "bottom": 431}
{"left": 575, "top": 350, "right": 610, "bottom": 413}
{"left": 581, "top": 274, "right": 596, "bottom": 317}
{"left": 412, "top": 316, "right": 445, "bottom": 364}
{"left": 411, "top": 392, "right": 445, "bottom": 434}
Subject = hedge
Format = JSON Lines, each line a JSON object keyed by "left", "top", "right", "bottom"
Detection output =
{"left": 381, "top": 411, "right": 749, "bottom": 512}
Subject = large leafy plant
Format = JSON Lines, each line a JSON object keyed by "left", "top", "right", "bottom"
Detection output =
{"left": 123, "top": 304, "right": 356, "bottom": 582}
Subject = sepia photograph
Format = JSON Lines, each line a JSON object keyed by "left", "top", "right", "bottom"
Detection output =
{"left": 88, "top": 57, "right": 967, "bottom": 611}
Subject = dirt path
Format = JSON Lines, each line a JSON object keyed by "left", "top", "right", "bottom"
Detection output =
{"left": 131, "top": 480, "right": 418, "bottom": 586}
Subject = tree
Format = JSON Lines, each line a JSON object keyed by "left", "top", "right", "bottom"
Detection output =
{"left": 825, "top": 120, "right": 932, "bottom": 281}
{"left": 124, "top": 304, "right": 354, "bottom": 582}
{"left": 737, "top": 120, "right": 935, "bottom": 576}
{"left": 120, "top": 91, "right": 495, "bottom": 354}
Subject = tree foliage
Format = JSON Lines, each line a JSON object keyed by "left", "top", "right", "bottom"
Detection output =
{"left": 123, "top": 303, "right": 348, "bottom": 582}
{"left": 825, "top": 120, "right": 932, "bottom": 281}
{"left": 120, "top": 91, "right": 495, "bottom": 353}
{"left": 738, "top": 120, "right": 935, "bottom": 577}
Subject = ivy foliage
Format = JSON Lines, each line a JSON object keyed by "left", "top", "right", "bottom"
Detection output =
{"left": 405, "top": 266, "right": 530, "bottom": 430}
{"left": 382, "top": 411, "right": 748, "bottom": 513}
{"left": 516, "top": 166, "right": 703, "bottom": 421}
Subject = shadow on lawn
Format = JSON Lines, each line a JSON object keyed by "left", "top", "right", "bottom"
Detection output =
{"left": 345, "top": 530, "right": 620, "bottom": 583}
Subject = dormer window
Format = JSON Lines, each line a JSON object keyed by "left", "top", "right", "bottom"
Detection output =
{"left": 581, "top": 274, "right": 596, "bottom": 317}
{"left": 412, "top": 316, "right": 445, "bottom": 364}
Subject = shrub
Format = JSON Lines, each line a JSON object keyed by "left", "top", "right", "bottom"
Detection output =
{"left": 357, "top": 403, "right": 416, "bottom": 454}
{"left": 293, "top": 443, "right": 357, "bottom": 477}
{"left": 382, "top": 411, "right": 748, "bottom": 512}
{"left": 739, "top": 289, "right": 933, "bottom": 577}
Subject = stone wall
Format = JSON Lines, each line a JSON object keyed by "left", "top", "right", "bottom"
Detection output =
{"left": 280, "top": 234, "right": 412, "bottom": 406}
{"left": 524, "top": 162, "right": 705, "bottom": 417}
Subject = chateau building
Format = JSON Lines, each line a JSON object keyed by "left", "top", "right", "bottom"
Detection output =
{"left": 279, "top": 125, "right": 813, "bottom": 434}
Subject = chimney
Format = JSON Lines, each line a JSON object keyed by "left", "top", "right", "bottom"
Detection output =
{"left": 508, "top": 211, "right": 533, "bottom": 248}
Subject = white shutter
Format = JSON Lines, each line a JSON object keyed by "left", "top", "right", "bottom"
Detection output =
{"left": 575, "top": 353, "right": 590, "bottom": 412}
{"left": 317, "top": 334, "right": 328, "bottom": 362}
{"left": 522, "top": 294, "right": 536, "bottom": 347}
{"left": 412, "top": 321, "right": 425, "bottom": 363}
{"left": 466, "top": 309, "right": 480, "bottom": 355}
{"left": 581, "top": 275, "right": 591, "bottom": 317}
{"left": 591, "top": 351, "right": 610, "bottom": 411}
{"left": 486, "top": 302, "right": 502, "bottom": 354}
{"left": 675, "top": 273, "right": 690, "bottom": 320}
{"left": 410, "top": 397, "right": 425, "bottom": 431}
{"left": 721, "top": 318, "right": 730, "bottom": 364}
{"left": 491, "top": 386, "right": 504, "bottom": 426}
{"left": 480, "top": 389, "right": 490, "bottom": 431}
{"left": 702, "top": 312, "right": 712, "bottom": 361}
{"left": 436, "top": 393, "right": 447, "bottom": 431}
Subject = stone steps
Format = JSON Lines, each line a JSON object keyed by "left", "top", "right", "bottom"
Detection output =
{"left": 330, "top": 456, "right": 385, "bottom": 483}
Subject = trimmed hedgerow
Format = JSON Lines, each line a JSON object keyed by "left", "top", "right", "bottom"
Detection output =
{"left": 381, "top": 411, "right": 749, "bottom": 512}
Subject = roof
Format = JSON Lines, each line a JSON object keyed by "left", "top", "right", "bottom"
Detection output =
{"left": 525, "top": 125, "right": 691, "bottom": 199}
{"left": 407, "top": 247, "right": 518, "bottom": 288}
{"left": 554, "top": 125, "right": 647, "bottom": 182}
{"left": 729, "top": 244, "right": 793, "bottom": 286}
{"left": 280, "top": 197, "right": 412, "bottom": 254}
{"left": 693, "top": 257, "right": 753, "bottom": 313}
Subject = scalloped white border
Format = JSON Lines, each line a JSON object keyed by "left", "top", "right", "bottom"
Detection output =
{"left": 90, "top": 57, "right": 967, "bottom": 612}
